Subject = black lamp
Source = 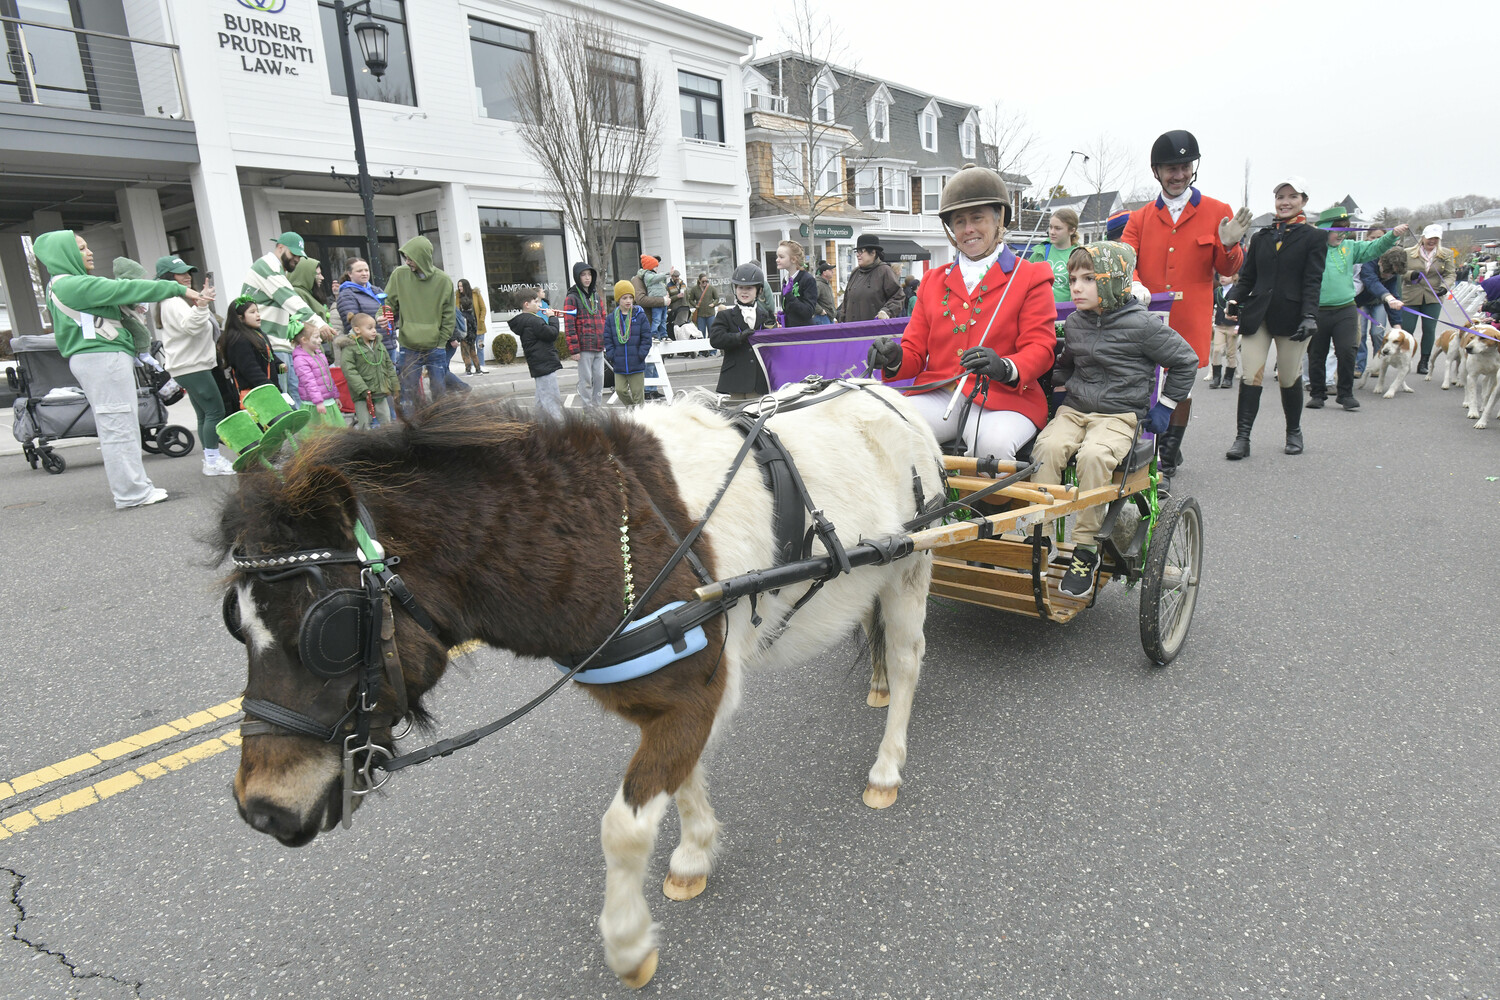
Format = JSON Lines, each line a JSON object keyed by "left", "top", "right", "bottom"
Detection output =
{"left": 353, "top": 16, "right": 389, "bottom": 79}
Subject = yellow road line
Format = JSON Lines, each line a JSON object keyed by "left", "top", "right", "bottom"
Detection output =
{"left": 0, "top": 730, "right": 243, "bottom": 841}
{"left": 0, "top": 697, "right": 242, "bottom": 804}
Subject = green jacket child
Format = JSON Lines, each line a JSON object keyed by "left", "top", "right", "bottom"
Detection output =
{"left": 109, "top": 256, "right": 157, "bottom": 355}
{"left": 33, "top": 231, "right": 187, "bottom": 359}
{"left": 340, "top": 334, "right": 399, "bottom": 400}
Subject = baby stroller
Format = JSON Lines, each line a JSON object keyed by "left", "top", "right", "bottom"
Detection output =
{"left": 8, "top": 334, "right": 194, "bottom": 475}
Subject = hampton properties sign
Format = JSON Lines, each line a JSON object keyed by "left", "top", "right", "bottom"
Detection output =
{"left": 218, "top": 1, "right": 316, "bottom": 77}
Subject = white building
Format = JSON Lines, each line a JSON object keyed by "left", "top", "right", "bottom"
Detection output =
{"left": 0, "top": 0, "right": 756, "bottom": 339}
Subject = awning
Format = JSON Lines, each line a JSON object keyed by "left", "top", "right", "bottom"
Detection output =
{"left": 875, "top": 238, "right": 931, "bottom": 262}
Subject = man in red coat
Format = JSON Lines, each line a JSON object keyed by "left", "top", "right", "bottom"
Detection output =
{"left": 1121, "top": 129, "right": 1251, "bottom": 480}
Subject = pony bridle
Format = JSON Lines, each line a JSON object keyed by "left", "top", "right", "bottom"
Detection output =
{"left": 225, "top": 504, "right": 440, "bottom": 828}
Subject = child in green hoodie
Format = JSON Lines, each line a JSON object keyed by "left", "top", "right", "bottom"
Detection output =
{"left": 32, "top": 230, "right": 199, "bottom": 508}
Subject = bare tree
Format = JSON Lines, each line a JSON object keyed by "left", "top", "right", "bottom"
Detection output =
{"left": 760, "top": 0, "right": 871, "bottom": 264}
{"left": 509, "top": 11, "right": 662, "bottom": 295}
{"left": 1078, "top": 134, "right": 1131, "bottom": 198}
{"left": 979, "top": 101, "right": 1038, "bottom": 178}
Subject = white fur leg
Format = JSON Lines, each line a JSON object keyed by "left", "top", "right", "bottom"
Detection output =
{"left": 599, "top": 788, "right": 670, "bottom": 983}
{"left": 864, "top": 564, "right": 929, "bottom": 808}
{"left": 664, "top": 763, "right": 720, "bottom": 900}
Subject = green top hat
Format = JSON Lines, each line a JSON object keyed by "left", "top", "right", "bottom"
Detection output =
{"left": 154, "top": 254, "right": 196, "bottom": 277}
{"left": 1316, "top": 205, "right": 1350, "bottom": 229}
{"left": 216, "top": 409, "right": 270, "bottom": 471}
{"left": 226, "top": 384, "right": 313, "bottom": 470}
{"left": 271, "top": 232, "right": 308, "bottom": 257}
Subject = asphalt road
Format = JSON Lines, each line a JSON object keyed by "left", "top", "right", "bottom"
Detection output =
{"left": 1, "top": 363, "right": 1496, "bottom": 999}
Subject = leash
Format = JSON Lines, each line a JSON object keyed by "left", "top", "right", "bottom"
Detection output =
{"left": 1418, "top": 271, "right": 1477, "bottom": 326}
{"left": 1390, "top": 302, "right": 1499, "bottom": 342}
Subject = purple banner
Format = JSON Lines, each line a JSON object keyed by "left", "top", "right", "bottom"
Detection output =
{"left": 751, "top": 293, "right": 1177, "bottom": 389}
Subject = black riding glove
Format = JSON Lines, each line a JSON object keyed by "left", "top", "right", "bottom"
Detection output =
{"left": 1292, "top": 317, "right": 1318, "bottom": 342}
{"left": 959, "top": 346, "right": 1019, "bottom": 386}
{"left": 867, "top": 336, "right": 903, "bottom": 373}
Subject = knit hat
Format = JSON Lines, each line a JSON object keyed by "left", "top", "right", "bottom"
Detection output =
{"left": 1076, "top": 241, "right": 1138, "bottom": 313}
{"left": 613, "top": 279, "right": 636, "bottom": 301}
{"left": 1104, "top": 209, "right": 1131, "bottom": 241}
{"left": 640, "top": 254, "right": 659, "bottom": 270}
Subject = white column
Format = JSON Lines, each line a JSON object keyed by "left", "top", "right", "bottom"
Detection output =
{"left": 662, "top": 199, "right": 685, "bottom": 275}
{"left": 439, "top": 181, "right": 486, "bottom": 293}
{"left": 190, "top": 156, "right": 254, "bottom": 290}
{"left": 31, "top": 211, "right": 64, "bottom": 234}
{"left": 0, "top": 234, "right": 45, "bottom": 338}
{"left": 115, "top": 187, "right": 170, "bottom": 268}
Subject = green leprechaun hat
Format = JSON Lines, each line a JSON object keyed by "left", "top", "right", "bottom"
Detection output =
{"left": 216, "top": 409, "right": 269, "bottom": 471}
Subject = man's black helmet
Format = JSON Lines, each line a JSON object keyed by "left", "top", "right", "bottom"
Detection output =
{"left": 1150, "top": 130, "right": 1200, "bottom": 166}
{"left": 731, "top": 262, "right": 765, "bottom": 286}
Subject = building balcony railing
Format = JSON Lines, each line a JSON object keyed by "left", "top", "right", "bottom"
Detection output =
{"left": 1, "top": 16, "right": 189, "bottom": 120}
{"left": 868, "top": 211, "right": 946, "bottom": 235}
{"left": 745, "top": 91, "right": 787, "bottom": 114}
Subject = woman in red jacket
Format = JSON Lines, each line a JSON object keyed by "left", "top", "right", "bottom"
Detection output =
{"left": 868, "top": 165, "right": 1057, "bottom": 460}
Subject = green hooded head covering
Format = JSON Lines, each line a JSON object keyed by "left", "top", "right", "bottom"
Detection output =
{"left": 398, "top": 235, "right": 436, "bottom": 278}
{"left": 32, "top": 229, "right": 87, "bottom": 278}
{"left": 110, "top": 256, "right": 154, "bottom": 352}
{"left": 288, "top": 255, "right": 330, "bottom": 321}
{"left": 1074, "top": 240, "right": 1138, "bottom": 313}
{"left": 112, "top": 256, "right": 148, "bottom": 282}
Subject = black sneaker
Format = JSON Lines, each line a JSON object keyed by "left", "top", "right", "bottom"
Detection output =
{"left": 1059, "top": 547, "right": 1099, "bottom": 598}
{"left": 1338, "top": 394, "right": 1360, "bottom": 410}
{"left": 1306, "top": 396, "right": 1324, "bottom": 409}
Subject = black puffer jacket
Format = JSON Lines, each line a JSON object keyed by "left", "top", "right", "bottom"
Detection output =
{"left": 1055, "top": 301, "right": 1198, "bottom": 419}
{"left": 508, "top": 311, "right": 561, "bottom": 379}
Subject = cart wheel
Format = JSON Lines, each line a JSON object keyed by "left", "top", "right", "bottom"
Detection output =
{"left": 1139, "top": 495, "right": 1202, "bottom": 666}
{"left": 141, "top": 426, "right": 161, "bottom": 454}
{"left": 157, "top": 425, "right": 195, "bottom": 458}
{"left": 41, "top": 450, "right": 66, "bottom": 475}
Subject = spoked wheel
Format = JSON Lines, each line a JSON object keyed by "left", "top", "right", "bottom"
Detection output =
{"left": 40, "top": 450, "right": 66, "bottom": 475}
{"left": 1139, "top": 495, "right": 1203, "bottom": 665}
{"left": 157, "top": 425, "right": 195, "bottom": 458}
{"left": 141, "top": 426, "right": 161, "bottom": 454}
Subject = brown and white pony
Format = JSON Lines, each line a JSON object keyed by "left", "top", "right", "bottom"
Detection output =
{"left": 219, "top": 386, "right": 944, "bottom": 987}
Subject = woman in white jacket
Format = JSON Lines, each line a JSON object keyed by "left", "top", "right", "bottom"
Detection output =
{"left": 154, "top": 255, "right": 232, "bottom": 476}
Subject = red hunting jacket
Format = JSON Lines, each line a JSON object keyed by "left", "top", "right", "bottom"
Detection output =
{"left": 1121, "top": 188, "right": 1244, "bottom": 366}
{"left": 885, "top": 248, "right": 1057, "bottom": 430}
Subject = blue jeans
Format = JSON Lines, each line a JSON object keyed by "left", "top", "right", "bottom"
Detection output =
{"left": 399, "top": 347, "right": 453, "bottom": 410}
{"left": 695, "top": 317, "right": 710, "bottom": 335}
{"left": 649, "top": 307, "right": 667, "bottom": 340}
{"left": 812, "top": 315, "right": 833, "bottom": 325}
{"left": 275, "top": 350, "right": 301, "bottom": 406}
{"left": 1357, "top": 303, "right": 1388, "bottom": 371}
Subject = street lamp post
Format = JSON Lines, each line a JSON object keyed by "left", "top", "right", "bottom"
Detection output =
{"left": 333, "top": 0, "right": 389, "bottom": 283}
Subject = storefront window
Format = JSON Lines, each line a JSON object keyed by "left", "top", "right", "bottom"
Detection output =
{"left": 416, "top": 210, "right": 442, "bottom": 270}
{"left": 318, "top": 0, "right": 417, "bottom": 107}
{"left": 479, "top": 207, "right": 566, "bottom": 312}
{"left": 681, "top": 217, "right": 736, "bottom": 297}
{"left": 611, "top": 221, "right": 641, "bottom": 288}
{"left": 278, "top": 211, "right": 399, "bottom": 292}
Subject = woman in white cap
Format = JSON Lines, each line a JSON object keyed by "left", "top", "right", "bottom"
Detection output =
{"left": 1222, "top": 176, "right": 1327, "bottom": 460}
{"left": 1399, "top": 224, "right": 1455, "bottom": 374}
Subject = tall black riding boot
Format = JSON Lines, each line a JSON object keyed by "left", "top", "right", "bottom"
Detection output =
{"left": 1226, "top": 384, "right": 1261, "bottom": 460}
{"left": 1220, "top": 366, "right": 1236, "bottom": 388}
{"left": 1281, "top": 385, "right": 1304, "bottom": 455}
{"left": 1209, "top": 364, "right": 1223, "bottom": 389}
{"left": 1158, "top": 422, "right": 1187, "bottom": 479}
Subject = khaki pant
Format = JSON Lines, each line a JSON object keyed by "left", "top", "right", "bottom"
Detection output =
{"left": 1239, "top": 325, "right": 1308, "bottom": 388}
{"left": 1210, "top": 324, "right": 1240, "bottom": 368}
{"left": 614, "top": 371, "right": 646, "bottom": 406}
{"left": 1033, "top": 406, "right": 1138, "bottom": 547}
{"left": 354, "top": 395, "right": 392, "bottom": 429}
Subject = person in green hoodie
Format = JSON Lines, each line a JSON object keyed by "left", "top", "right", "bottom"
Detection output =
{"left": 33, "top": 230, "right": 200, "bottom": 508}
{"left": 1307, "top": 208, "right": 1409, "bottom": 410}
{"left": 383, "top": 235, "right": 460, "bottom": 411}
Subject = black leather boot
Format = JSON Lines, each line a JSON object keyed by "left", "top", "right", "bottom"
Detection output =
{"left": 1209, "top": 364, "right": 1223, "bottom": 389}
{"left": 1281, "top": 385, "right": 1304, "bottom": 455}
{"left": 1417, "top": 355, "right": 1430, "bottom": 375}
{"left": 1220, "top": 367, "right": 1236, "bottom": 388}
{"left": 1226, "top": 384, "right": 1260, "bottom": 460}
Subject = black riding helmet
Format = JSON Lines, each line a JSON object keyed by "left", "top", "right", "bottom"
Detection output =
{"left": 1150, "top": 130, "right": 1200, "bottom": 166}
{"left": 731, "top": 261, "right": 765, "bottom": 287}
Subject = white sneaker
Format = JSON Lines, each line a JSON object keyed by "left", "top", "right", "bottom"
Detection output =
{"left": 478, "top": 366, "right": 489, "bottom": 374}
{"left": 203, "top": 454, "right": 236, "bottom": 476}
{"left": 122, "top": 487, "right": 169, "bottom": 508}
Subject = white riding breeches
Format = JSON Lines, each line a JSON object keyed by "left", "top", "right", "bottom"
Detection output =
{"left": 904, "top": 388, "right": 1038, "bottom": 461}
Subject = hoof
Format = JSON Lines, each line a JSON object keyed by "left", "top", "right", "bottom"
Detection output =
{"left": 866, "top": 689, "right": 890, "bottom": 708}
{"left": 862, "top": 783, "right": 898, "bottom": 809}
{"left": 620, "top": 949, "right": 659, "bottom": 989}
{"left": 662, "top": 873, "right": 707, "bottom": 901}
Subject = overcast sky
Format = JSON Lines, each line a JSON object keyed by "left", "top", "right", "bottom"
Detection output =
{"left": 679, "top": 0, "right": 1497, "bottom": 216}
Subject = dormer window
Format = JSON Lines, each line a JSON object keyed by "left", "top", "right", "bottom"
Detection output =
{"left": 961, "top": 117, "right": 976, "bottom": 159}
{"left": 919, "top": 99, "right": 941, "bottom": 153}
{"left": 813, "top": 83, "right": 833, "bottom": 123}
{"left": 870, "top": 98, "right": 888, "bottom": 141}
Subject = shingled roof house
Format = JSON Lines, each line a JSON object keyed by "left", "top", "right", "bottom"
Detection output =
{"left": 742, "top": 53, "right": 1028, "bottom": 293}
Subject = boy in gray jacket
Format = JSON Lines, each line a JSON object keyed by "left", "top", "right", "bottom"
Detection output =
{"left": 1034, "top": 241, "right": 1197, "bottom": 597}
